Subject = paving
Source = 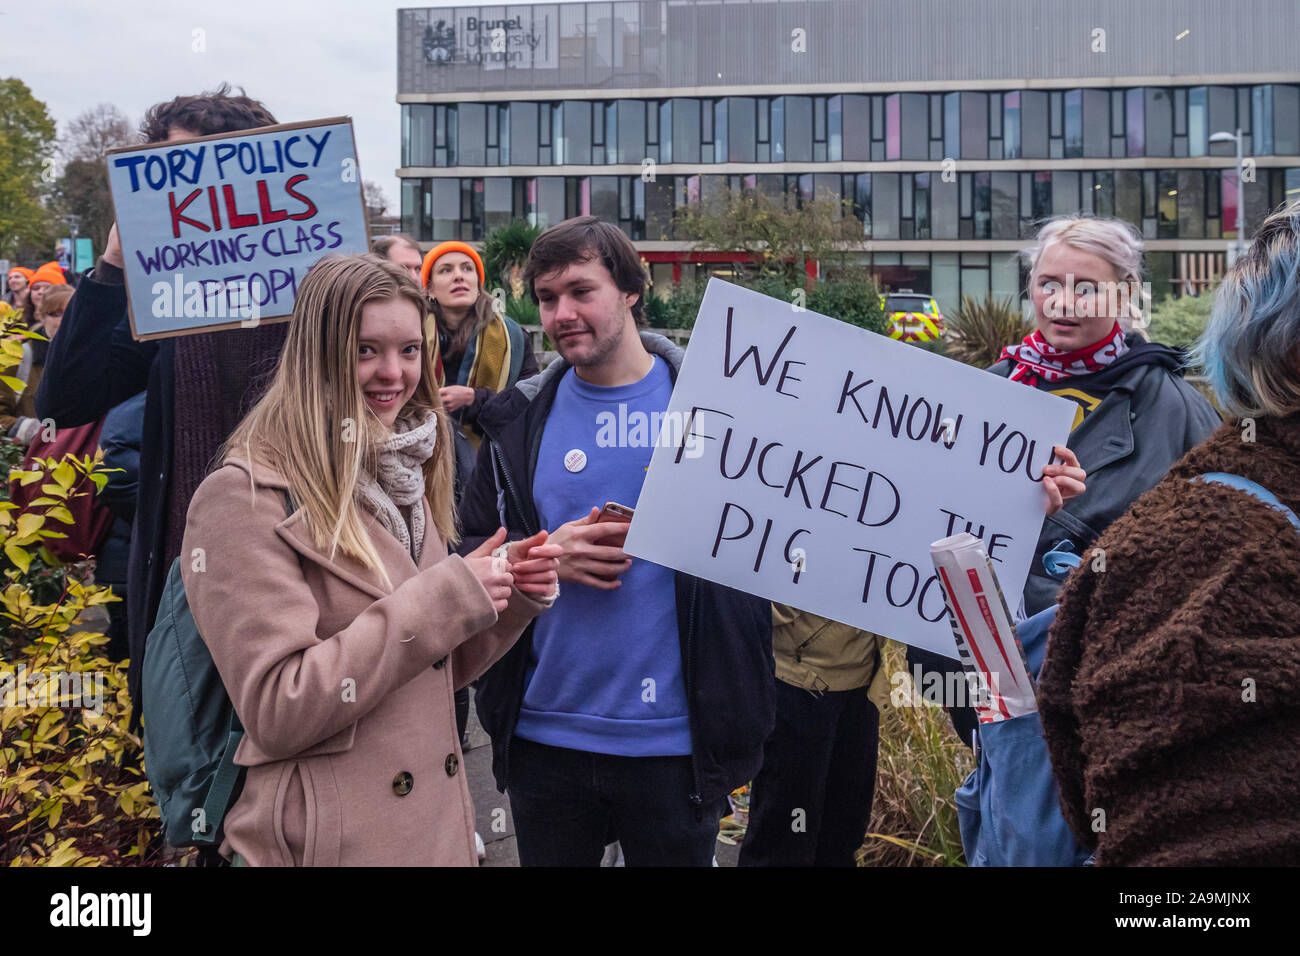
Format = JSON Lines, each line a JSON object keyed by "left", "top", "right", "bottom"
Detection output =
{"left": 463, "top": 688, "right": 740, "bottom": 867}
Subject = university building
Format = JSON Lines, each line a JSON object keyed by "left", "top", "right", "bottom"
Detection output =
{"left": 396, "top": 0, "right": 1300, "bottom": 315}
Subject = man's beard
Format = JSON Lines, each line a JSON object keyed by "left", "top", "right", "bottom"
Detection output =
{"left": 561, "top": 316, "right": 625, "bottom": 369}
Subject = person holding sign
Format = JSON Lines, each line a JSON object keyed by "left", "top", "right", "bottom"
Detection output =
{"left": 420, "top": 240, "right": 539, "bottom": 442}
{"left": 180, "top": 254, "right": 559, "bottom": 866}
{"left": 458, "top": 217, "right": 774, "bottom": 866}
{"left": 34, "top": 85, "right": 288, "bottom": 742}
{"left": 1040, "top": 203, "right": 1300, "bottom": 865}
{"left": 909, "top": 215, "right": 1220, "bottom": 749}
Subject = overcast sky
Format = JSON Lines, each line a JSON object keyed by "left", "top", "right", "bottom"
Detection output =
{"left": 5, "top": 0, "right": 507, "bottom": 224}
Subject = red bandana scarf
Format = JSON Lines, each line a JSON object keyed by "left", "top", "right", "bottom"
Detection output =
{"left": 998, "top": 322, "right": 1128, "bottom": 387}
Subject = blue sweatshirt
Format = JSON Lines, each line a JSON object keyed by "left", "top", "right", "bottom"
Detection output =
{"left": 513, "top": 356, "right": 690, "bottom": 756}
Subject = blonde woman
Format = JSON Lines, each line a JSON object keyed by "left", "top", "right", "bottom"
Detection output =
{"left": 909, "top": 215, "right": 1220, "bottom": 748}
{"left": 180, "top": 254, "right": 560, "bottom": 866}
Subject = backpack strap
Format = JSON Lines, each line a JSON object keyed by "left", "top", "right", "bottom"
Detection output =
{"left": 1192, "top": 473, "right": 1300, "bottom": 532}
{"left": 195, "top": 488, "right": 299, "bottom": 846}
{"left": 195, "top": 714, "right": 244, "bottom": 846}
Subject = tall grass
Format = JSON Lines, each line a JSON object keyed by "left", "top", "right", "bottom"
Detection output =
{"left": 859, "top": 641, "right": 974, "bottom": 866}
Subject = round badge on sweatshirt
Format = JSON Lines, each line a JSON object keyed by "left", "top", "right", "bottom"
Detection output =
{"left": 564, "top": 448, "right": 587, "bottom": 473}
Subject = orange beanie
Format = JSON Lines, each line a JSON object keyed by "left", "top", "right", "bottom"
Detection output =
{"left": 30, "top": 262, "right": 67, "bottom": 287}
{"left": 420, "top": 241, "right": 485, "bottom": 290}
{"left": 8, "top": 266, "right": 35, "bottom": 283}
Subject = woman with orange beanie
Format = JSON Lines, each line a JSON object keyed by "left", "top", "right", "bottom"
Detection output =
{"left": 421, "top": 241, "right": 539, "bottom": 443}
{"left": 421, "top": 240, "right": 539, "bottom": 790}
{"left": 4, "top": 267, "right": 33, "bottom": 310}
{"left": 25, "top": 262, "right": 68, "bottom": 329}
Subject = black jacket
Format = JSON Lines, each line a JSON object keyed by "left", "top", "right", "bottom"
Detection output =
{"left": 35, "top": 265, "right": 173, "bottom": 719}
{"left": 458, "top": 331, "right": 775, "bottom": 806}
{"left": 987, "top": 335, "right": 1222, "bottom": 615}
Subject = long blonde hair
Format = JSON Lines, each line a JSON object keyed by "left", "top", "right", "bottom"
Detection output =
{"left": 223, "top": 254, "right": 459, "bottom": 581}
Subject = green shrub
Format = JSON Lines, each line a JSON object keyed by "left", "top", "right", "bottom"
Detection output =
{"left": 945, "top": 294, "right": 1034, "bottom": 369}
{"left": 1148, "top": 287, "right": 1216, "bottom": 352}
{"left": 860, "top": 642, "right": 972, "bottom": 866}
{"left": 481, "top": 220, "right": 542, "bottom": 295}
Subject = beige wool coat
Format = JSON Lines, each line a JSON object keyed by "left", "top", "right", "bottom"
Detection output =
{"left": 181, "top": 458, "right": 548, "bottom": 866}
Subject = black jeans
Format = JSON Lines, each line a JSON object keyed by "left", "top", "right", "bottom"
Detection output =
{"left": 507, "top": 736, "right": 726, "bottom": 867}
{"left": 738, "top": 680, "right": 880, "bottom": 867}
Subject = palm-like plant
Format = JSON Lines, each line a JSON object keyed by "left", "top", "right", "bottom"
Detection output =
{"left": 945, "top": 294, "right": 1034, "bottom": 369}
{"left": 482, "top": 220, "right": 543, "bottom": 298}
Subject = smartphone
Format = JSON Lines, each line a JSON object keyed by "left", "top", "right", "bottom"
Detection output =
{"left": 597, "top": 501, "right": 635, "bottom": 523}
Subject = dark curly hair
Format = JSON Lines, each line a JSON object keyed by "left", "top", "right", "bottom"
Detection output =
{"left": 139, "top": 82, "right": 277, "bottom": 144}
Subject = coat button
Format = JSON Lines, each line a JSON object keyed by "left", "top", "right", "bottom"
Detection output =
{"left": 445, "top": 753, "right": 459, "bottom": 777}
{"left": 433, "top": 657, "right": 446, "bottom": 670}
{"left": 393, "top": 771, "right": 414, "bottom": 796}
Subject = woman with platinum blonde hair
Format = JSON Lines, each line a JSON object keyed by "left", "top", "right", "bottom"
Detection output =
{"left": 179, "top": 253, "right": 560, "bottom": 866}
{"left": 909, "top": 214, "right": 1221, "bottom": 750}
{"left": 1040, "top": 201, "right": 1300, "bottom": 865}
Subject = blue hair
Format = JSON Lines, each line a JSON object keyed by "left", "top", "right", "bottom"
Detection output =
{"left": 1191, "top": 202, "right": 1300, "bottom": 418}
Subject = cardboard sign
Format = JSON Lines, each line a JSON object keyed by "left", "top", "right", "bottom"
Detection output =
{"left": 106, "top": 118, "right": 369, "bottom": 340}
{"left": 623, "top": 279, "right": 1077, "bottom": 659}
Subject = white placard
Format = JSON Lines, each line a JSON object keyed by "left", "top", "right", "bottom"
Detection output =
{"left": 623, "top": 279, "right": 1077, "bottom": 659}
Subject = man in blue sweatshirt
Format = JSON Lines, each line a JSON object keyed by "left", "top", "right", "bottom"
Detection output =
{"left": 458, "top": 217, "right": 774, "bottom": 866}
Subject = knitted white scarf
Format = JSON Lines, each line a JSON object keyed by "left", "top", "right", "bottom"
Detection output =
{"left": 356, "top": 409, "right": 438, "bottom": 562}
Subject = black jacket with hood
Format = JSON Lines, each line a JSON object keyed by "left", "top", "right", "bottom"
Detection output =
{"left": 457, "top": 331, "right": 775, "bottom": 807}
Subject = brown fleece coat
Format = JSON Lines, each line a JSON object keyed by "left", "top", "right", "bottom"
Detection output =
{"left": 181, "top": 459, "right": 548, "bottom": 866}
{"left": 1040, "top": 411, "right": 1300, "bottom": 866}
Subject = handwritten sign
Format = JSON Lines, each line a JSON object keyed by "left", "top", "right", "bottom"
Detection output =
{"left": 623, "top": 279, "right": 1077, "bottom": 659}
{"left": 106, "top": 118, "right": 369, "bottom": 340}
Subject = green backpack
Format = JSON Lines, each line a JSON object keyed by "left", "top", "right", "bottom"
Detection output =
{"left": 141, "top": 490, "right": 295, "bottom": 849}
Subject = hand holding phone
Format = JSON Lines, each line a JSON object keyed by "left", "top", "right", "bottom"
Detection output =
{"left": 548, "top": 504, "right": 635, "bottom": 590}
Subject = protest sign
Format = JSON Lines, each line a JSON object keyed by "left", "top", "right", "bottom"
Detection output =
{"left": 623, "top": 279, "right": 1077, "bottom": 658}
{"left": 106, "top": 118, "right": 369, "bottom": 340}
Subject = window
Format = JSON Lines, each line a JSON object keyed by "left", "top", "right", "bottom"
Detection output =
{"left": 722, "top": 97, "right": 753, "bottom": 164}
{"left": 590, "top": 175, "right": 619, "bottom": 221}
{"left": 1188, "top": 87, "right": 1207, "bottom": 157}
{"left": 1091, "top": 170, "right": 1115, "bottom": 218}
{"left": 897, "top": 93, "right": 928, "bottom": 160}
{"left": 484, "top": 178, "right": 512, "bottom": 232}
{"left": 1177, "top": 168, "right": 1206, "bottom": 238}
{"left": 1114, "top": 169, "right": 1141, "bottom": 229}
{"left": 1252, "top": 85, "right": 1274, "bottom": 155}
{"left": 1144, "top": 88, "right": 1173, "bottom": 156}
{"left": 1052, "top": 171, "right": 1080, "bottom": 216}
{"left": 991, "top": 171, "right": 1018, "bottom": 238}
{"left": 1064, "top": 90, "right": 1082, "bottom": 158}
{"left": 960, "top": 92, "right": 988, "bottom": 160}
{"left": 944, "top": 93, "right": 960, "bottom": 159}
{"left": 615, "top": 100, "right": 645, "bottom": 165}
{"left": 560, "top": 101, "right": 592, "bottom": 165}
{"left": 1157, "top": 169, "right": 1177, "bottom": 239}
{"left": 828, "top": 95, "right": 842, "bottom": 162}
{"left": 401, "top": 178, "right": 423, "bottom": 238}
{"left": 713, "top": 98, "right": 728, "bottom": 164}
{"left": 841, "top": 95, "right": 869, "bottom": 161}
{"left": 1082, "top": 89, "right": 1109, "bottom": 157}
{"left": 509, "top": 102, "right": 539, "bottom": 166}
{"left": 783, "top": 96, "right": 813, "bottom": 163}
{"left": 432, "top": 179, "right": 459, "bottom": 240}
{"left": 932, "top": 172, "right": 958, "bottom": 239}
{"left": 403, "top": 105, "right": 434, "bottom": 167}
{"left": 1003, "top": 92, "right": 1021, "bottom": 159}
{"left": 1126, "top": 88, "right": 1144, "bottom": 156}
{"left": 458, "top": 104, "right": 486, "bottom": 166}
{"left": 872, "top": 173, "right": 899, "bottom": 239}
{"left": 1276, "top": 85, "right": 1300, "bottom": 155}
{"left": 670, "top": 98, "right": 699, "bottom": 164}
{"left": 1020, "top": 91, "right": 1048, "bottom": 158}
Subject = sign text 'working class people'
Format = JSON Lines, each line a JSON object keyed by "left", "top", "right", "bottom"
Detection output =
{"left": 106, "top": 118, "right": 369, "bottom": 340}
{"left": 623, "top": 279, "right": 1076, "bottom": 659}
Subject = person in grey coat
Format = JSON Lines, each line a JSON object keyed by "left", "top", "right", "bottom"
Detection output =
{"left": 911, "top": 215, "right": 1222, "bottom": 748}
